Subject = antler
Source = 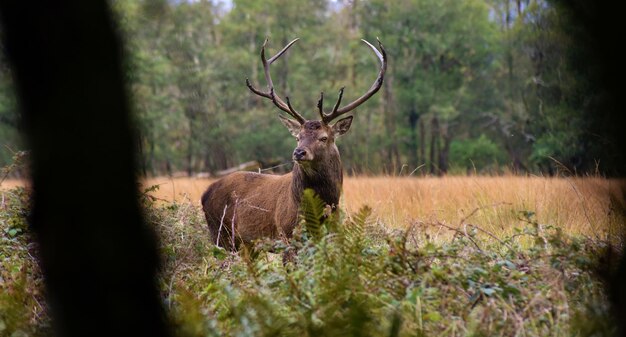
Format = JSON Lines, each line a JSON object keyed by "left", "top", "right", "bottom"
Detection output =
{"left": 317, "top": 38, "right": 387, "bottom": 124}
{"left": 246, "top": 38, "right": 306, "bottom": 124}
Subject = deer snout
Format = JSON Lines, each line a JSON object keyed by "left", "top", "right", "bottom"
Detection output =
{"left": 293, "top": 148, "right": 308, "bottom": 161}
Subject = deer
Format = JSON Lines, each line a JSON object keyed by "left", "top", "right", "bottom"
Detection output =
{"left": 201, "top": 37, "right": 386, "bottom": 250}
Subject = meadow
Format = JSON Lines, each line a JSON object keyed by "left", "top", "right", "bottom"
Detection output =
{"left": 1, "top": 175, "right": 624, "bottom": 336}
{"left": 142, "top": 175, "right": 625, "bottom": 240}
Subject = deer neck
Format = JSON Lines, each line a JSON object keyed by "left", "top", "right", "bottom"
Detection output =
{"left": 291, "top": 155, "right": 343, "bottom": 209}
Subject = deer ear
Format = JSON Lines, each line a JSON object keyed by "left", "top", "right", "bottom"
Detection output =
{"left": 279, "top": 115, "right": 301, "bottom": 137}
{"left": 331, "top": 116, "right": 353, "bottom": 137}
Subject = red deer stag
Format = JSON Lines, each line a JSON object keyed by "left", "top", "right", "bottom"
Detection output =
{"left": 201, "top": 38, "right": 386, "bottom": 250}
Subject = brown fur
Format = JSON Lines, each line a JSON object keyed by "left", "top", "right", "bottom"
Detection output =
{"left": 201, "top": 119, "right": 349, "bottom": 250}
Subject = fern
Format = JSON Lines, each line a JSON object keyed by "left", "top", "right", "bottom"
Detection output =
{"left": 344, "top": 205, "right": 371, "bottom": 247}
{"left": 299, "top": 188, "right": 327, "bottom": 242}
{"left": 352, "top": 205, "right": 373, "bottom": 228}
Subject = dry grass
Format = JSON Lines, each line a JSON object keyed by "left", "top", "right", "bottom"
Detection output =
{"left": 3, "top": 175, "right": 624, "bottom": 239}
{"left": 139, "top": 175, "right": 624, "bottom": 240}
{"left": 342, "top": 176, "right": 625, "bottom": 239}
{"left": 0, "top": 179, "right": 28, "bottom": 190}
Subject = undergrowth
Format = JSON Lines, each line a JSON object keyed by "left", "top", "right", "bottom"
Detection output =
{"left": 0, "top": 187, "right": 48, "bottom": 337}
{"left": 0, "top": 185, "right": 620, "bottom": 336}
{"left": 147, "top": 188, "right": 618, "bottom": 337}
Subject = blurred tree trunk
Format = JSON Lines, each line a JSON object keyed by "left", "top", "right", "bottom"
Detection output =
{"left": 382, "top": 73, "right": 400, "bottom": 172}
{"left": 0, "top": 1, "right": 171, "bottom": 337}
{"left": 187, "top": 110, "right": 195, "bottom": 176}
{"left": 429, "top": 116, "right": 439, "bottom": 175}
{"left": 408, "top": 107, "right": 419, "bottom": 168}
{"left": 439, "top": 123, "right": 451, "bottom": 175}
{"left": 419, "top": 117, "right": 425, "bottom": 171}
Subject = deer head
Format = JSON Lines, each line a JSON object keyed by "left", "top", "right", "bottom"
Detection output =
{"left": 245, "top": 38, "right": 387, "bottom": 170}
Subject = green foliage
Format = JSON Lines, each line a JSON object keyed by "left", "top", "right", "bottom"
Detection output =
{"left": 0, "top": 188, "right": 49, "bottom": 337}
{"left": 449, "top": 134, "right": 507, "bottom": 173}
{"left": 0, "top": 187, "right": 619, "bottom": 336}
{"left": 0, "top": 0, "right": 614, "bottom": 175}
{"left": 529, "top": 104, "right": 585, "bottom": 173}
{"left": 298, "top": 189, "right": 328, "bottom": 242}
{"left": 0, "top": 57, "right": 22, "bottom": 169}
{"left": 145, "top": 194, "right": 615, "bottom": 337}
{"left": 0, "top": 151, "right": 28, "bottom": 185}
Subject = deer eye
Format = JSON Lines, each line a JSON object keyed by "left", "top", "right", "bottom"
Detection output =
{"left": 319, "top": 137, "right": 328, "bottom": 142}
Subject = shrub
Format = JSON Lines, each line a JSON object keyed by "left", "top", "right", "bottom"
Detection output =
{"left": 148, "top": 189, "right": 617, "bottom": 337}
{"left": 0, "top": 185, "right": 617, "bottom": 336}
{"left": 449, "top": 134, "right": 507, "bottom": 174}
{"left": 0, "top": 187, "right": 49, "bottom": 337}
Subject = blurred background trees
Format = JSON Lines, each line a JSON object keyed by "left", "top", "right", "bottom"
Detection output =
{"left": 0, "top": 0, "right": 620, "bottom": 176}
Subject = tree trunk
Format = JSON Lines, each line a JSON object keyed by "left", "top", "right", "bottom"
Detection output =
{"left": 505, "top": 0, "right": 515, "bottom": 100}
{"left": 408, "top": 107, "right": 419, "bottom": 168}
{"left": 148, "top": 131, "right": 156, "bottom": 176}
{"left": 429, "top": 116, "right": 440, "bottom": 175}
{"left": 419, "top": 117, "right": 425, "bottom": 171}
{"left": 137, "top": 131, "right": 147, "bottom": 177}
{"left": 439, "top": 123, "right": 451, "bottom": 175}
{"left": 187, "top": 113, "right": 194, "bottom": 176}
{"left": 0, "top": 1, "right": 171, "bottom": 336}
{"left": 382, "top": 73, "right": 400, "bottom": 172}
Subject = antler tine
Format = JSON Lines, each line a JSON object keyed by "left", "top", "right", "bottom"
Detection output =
{"left": 246, "top": 78, "right": 271, "bottom": 99}
{"left": 268, "top": 38, "right": 300, "bottom": 64}
{"left": 331, "top": 87, "right": 345, "bottom": 114}
{"left": 284, "top": 95, "right": 303, "bottom": 121}
{"left": 317, "top": 92, "right": 324, "bottom": 120}
{"left": 246, "top": 38, "right": 306, "bottom": 124}
{"left": 321, "top": 38, "right": 387, "bottom": 124}
{"left": 268, "top": 88, "right": 304, "bottom": 123}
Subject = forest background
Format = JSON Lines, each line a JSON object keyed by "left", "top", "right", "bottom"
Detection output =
{"left": 0, "top": 0, "right": 621, "bottom": 177}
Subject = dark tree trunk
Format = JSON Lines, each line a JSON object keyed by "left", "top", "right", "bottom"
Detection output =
{"left": 0, "top": 2, "right": 171, "bottom": 337}
{"left": 408, "top": 107, "right": 419, "bottom": 168}
{"left": 439, "top": 124, "right": 451, "bottom": 175}
{"left": 137, "top": 132, "right": 148, "bottom": 177}
{"left": 429, "top": 116, "right": 440, "bottom": 175}
{"left": 556, "top": 3, "right": 626, "bottom": 334}
{"left": 382, "top": 73, "right": 401, "bottom": 172}
{"left": 148, "top": 132, "right": 156, "bottom": 176}
{"left": 504, "top": 140, "right": 528, "bottom": 174}
{"left": 187, "top": 112, "right": 194, "bottom": 176}
{"left": 419, "top": 117, "right": 425, "bottom": 170}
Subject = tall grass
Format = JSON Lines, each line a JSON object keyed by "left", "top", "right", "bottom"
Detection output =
{"left": 6, "top": 175, "right": 622, "bottom": 241}
{"left": 137, "top": 176, "right": 624, "bottom": 241}
{"left": 343, "top": 176, "right": 625, "bottom": 240}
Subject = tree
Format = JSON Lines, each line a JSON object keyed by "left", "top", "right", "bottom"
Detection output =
{"left": 3, "top": 0, "right": 620, "bottom": 177}
{"left": 0, "top": 1, "right": 171, "bottom": 336}
{"left": 359, "top": 0, "right": 498, "bottom": 174}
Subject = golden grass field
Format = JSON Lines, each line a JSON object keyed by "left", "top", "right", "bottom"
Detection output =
{"left": 3, "top": 176, "right": 624, "bottom": 240}
{"left": 142, "top": 175, "right": 625, "bottom": 240}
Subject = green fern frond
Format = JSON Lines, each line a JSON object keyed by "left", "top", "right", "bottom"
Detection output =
{"left": 347, "top": 205, "right": 371, "bottom": 238}
{"left": 352, "top": 205, "right": 373, "bottom": 229}
{"left": 338, "top": 205, "right": 372, "bottom": 257}
{"left": 299, "top": 188, "right": 326, "bottom": 241}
